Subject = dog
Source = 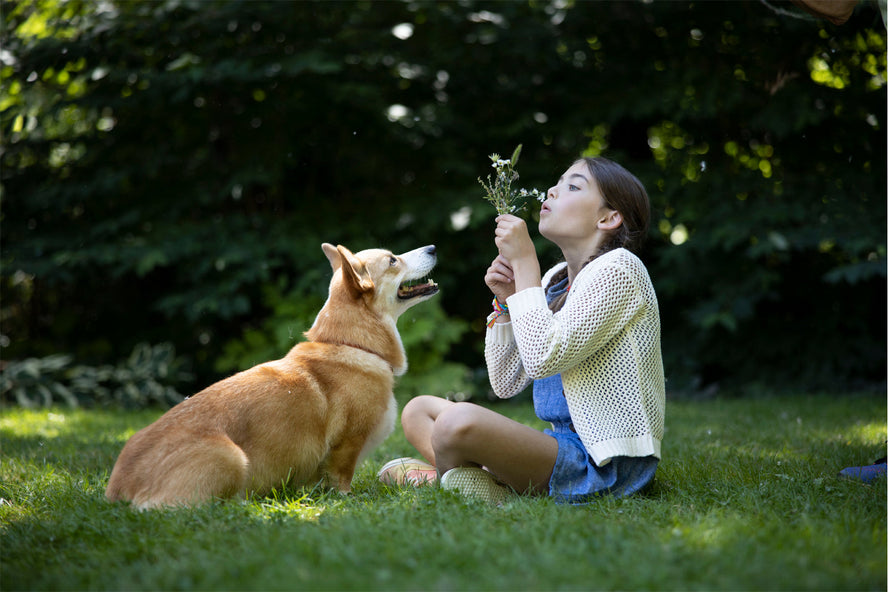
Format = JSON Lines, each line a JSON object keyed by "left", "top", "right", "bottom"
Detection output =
{"left": 105, "top": 243, "right": 438, "bottom": 509}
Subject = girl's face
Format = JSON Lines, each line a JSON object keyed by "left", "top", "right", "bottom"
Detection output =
{"left": 539, "top": 161, "right": 616, "bottom": 246}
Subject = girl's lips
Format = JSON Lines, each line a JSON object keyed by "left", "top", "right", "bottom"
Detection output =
{"left": 541, "top": 203, "right": 551, "bottom": 214}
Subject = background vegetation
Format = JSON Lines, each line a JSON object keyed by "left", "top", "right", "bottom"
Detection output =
{"left": 2, "top": 0, "right": 886, "bottom": 404}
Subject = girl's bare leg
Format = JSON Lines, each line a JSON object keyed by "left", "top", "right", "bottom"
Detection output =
{"left": 400, "top": 395, "right": 455, "bottom": 465}
{"left": 401, "top": 396, "right": 558, "bottom": 495}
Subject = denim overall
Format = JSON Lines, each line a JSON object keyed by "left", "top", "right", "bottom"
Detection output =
{"left": 535, "top": 276, "right": 658, "bottom": 503}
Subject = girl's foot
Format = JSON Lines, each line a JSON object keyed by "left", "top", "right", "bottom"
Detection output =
{"left": 378, "top": 457, "right": 438, "bottom": 486}
{"left": 440, "top": 467, "right": 513, "bottom": 505}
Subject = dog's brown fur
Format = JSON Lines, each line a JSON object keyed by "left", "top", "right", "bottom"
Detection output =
{"left": 105, "top": 243, "right": 438, "bottom": 509}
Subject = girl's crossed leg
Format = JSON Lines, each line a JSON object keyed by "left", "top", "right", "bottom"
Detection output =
{"left": 400, "top": 395, "right": 558, "bottom": 495}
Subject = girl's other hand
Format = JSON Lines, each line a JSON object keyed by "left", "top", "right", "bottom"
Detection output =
{"left": 485, "top": 255, "right": 515, "bottom": 302}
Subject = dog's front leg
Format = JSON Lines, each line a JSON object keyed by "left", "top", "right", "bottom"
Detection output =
{"left": 325, "top": 440, "right": 366, "bottom": 494}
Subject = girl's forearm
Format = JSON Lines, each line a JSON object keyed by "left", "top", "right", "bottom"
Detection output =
{"left": 510, "top": 255, "right": 542, "bottom": 294}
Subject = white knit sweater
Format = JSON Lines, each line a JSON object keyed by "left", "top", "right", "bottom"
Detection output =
{"left": 485, "top": 248, "right": 665, "bottom": 466}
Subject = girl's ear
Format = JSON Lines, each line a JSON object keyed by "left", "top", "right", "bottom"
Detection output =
{"left": 598, "top": 209, "right": 623, "bottom": 231}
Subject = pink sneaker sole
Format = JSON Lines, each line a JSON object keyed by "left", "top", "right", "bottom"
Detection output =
{"left": 378, "top": 457, "right": 438, "bottom": 486}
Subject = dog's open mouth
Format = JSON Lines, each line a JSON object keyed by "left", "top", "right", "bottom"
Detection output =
{"left": 397, "top": 276, "right": 439, "bottom": 300}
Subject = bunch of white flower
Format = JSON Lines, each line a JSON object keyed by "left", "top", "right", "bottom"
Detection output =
{"left": 478, "top": 144, "right": 545, "bottom": 215}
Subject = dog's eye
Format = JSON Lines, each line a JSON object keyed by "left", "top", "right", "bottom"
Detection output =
{"left": 389, "top": 256, "right": 397, "bottom": 266}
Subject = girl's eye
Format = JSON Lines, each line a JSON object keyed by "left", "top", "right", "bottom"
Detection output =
{"left": 569, "top": 184, "right": 580, "bottom": 191}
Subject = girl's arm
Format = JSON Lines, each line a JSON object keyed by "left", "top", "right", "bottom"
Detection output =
{"left": 485, "top": 321, "right": 533, "bottom": 399}
{"left": 484, "top": 263, "right": 566, "bottom": 399}
{"left": 484, "top": 214, "right": 541, "bottom": 398}
{"left": 483, "top": 250, "right": 532, "bottom": 398}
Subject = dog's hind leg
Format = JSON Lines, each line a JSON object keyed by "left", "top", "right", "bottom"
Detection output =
{"left": 132, "top": 435, "right": 250, "bottom": 509}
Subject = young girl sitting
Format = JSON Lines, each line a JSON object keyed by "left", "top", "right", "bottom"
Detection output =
{"left": 379, "top": 156, "right": 665, "bottom": 504}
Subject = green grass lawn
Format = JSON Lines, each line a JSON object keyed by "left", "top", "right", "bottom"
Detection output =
{"left": 1, "top": 393, "right": 885, "bottom": 591}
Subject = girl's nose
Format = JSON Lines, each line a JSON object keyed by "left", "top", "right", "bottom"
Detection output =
{"left": 547, "top": 186, "right": 557, "bottom": 200}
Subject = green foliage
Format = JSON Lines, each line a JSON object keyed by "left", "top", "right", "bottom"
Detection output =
{"left": 0, "top": 343, "right": 191, "bottom": 408}
{"left": 214, "top": 280, "right": 327, "bottom": 373}
{"left": 215, "top": 279, "right": 473, "bottom": 399}
{"left": 1, "top": 395, "right": 885, "bottom": 590}
{"left": 392, "top": 298, "right": 474, "bottom": 400}
{"left": 1, "top": 0, "right": 885, "bottom": 397}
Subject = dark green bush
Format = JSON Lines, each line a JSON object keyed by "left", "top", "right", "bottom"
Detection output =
{"left": 1, "top": 0, "right": 884, "bottom": 398}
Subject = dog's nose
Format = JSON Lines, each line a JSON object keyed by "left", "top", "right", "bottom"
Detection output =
{"left": 426, "top": 245, "right": 436, "bottom": 256}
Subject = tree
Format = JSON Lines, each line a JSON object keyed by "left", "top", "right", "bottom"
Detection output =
{"left": 2, "top": 0, "right": 885, "bottom": 402}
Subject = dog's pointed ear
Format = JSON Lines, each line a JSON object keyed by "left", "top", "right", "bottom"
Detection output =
{"left": 322, "top": 243, "right": 341, "bottom": 270}
{"left": 336, "top": 245, "right": 375, "bottom": 297}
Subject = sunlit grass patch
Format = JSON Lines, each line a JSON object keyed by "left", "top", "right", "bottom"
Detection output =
{"left": 250, "top": 487, "right": 330, "bottom": 523}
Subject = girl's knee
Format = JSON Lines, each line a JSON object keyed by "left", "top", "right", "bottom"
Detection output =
{"left": 401, "top": 395, "right": 448, "bottom": 431}
{"left": 402, "top": 395, "right": 437, "bottom": 415}
{"left": 431, "top": 403, "right": 482, "bottom": 450}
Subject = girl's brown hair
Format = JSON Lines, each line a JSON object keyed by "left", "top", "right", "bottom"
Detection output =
{"left": 547, "top": 156, "right": 651, "bottom": 312}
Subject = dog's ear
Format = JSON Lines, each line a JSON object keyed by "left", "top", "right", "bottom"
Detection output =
{"left": 322, "top": 243, "right": 341, "bottom": 270}
{"left": 336, "top": 245, "right": 375, "bottom": 297}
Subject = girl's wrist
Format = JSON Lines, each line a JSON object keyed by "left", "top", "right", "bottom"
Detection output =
{"left": 510, "top": 257, "right": 542, "bottom": 293}
{"left": 486, "top": 296, "right": 511, "bottom": 328}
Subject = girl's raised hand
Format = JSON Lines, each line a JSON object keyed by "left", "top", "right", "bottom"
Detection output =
{"left": 494, "top": 215, "right": 535, "bottom": 266}
{"left": 493, "top": 214, "right": 541, "bottom": 293}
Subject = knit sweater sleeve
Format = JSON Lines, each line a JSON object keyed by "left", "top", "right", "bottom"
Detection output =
{"left": 484, "top": 265, "right": 564, "bottom": 399}
{"left": 506, "top": 252, "right": 645, "bottom": 380}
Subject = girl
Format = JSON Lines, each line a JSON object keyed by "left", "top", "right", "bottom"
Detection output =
{"left": 379, "top": 156, "right": 665, "bottom": 504}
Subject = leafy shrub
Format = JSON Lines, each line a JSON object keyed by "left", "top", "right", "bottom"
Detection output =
{"left": 1, "top": 343, "right": 191, "bottom": 409}
{"left": 216, "top": 282, "right": 476, "bottom": 400}
{"left": 392, "top": 298, "right": 475, "bottom": 401}
{"left": 2, "top": 1, "right": 884, "bottom": 393}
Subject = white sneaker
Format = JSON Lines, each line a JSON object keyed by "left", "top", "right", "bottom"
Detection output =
{"left": 440, "top": 467, "right": 513, "bottom": 505}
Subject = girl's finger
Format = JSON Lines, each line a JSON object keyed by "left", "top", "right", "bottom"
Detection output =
{"left": 492, "top": 260, "right": 513, "bottom": 276}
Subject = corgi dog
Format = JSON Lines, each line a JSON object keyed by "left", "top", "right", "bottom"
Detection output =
{"left": 106, "top": 243, "right": 438, "bottom": 509}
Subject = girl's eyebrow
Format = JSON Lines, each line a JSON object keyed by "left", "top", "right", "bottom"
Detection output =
{"left": 557, "top": 173, "right": 588, "bottom": 183}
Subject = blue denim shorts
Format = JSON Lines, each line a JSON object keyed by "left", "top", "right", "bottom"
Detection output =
{"left": 546, "top": 427, "right": 658, "bottom": 504}
{"left": 535, "top": 374, "right": 657, "bottom": 504}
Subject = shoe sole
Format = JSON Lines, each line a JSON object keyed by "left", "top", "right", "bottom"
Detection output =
{"left": 440, "top": 467, "right": 512, "bottom": 505}
{"left": 378, "top": 457, "right": 437, "bottom": 486}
